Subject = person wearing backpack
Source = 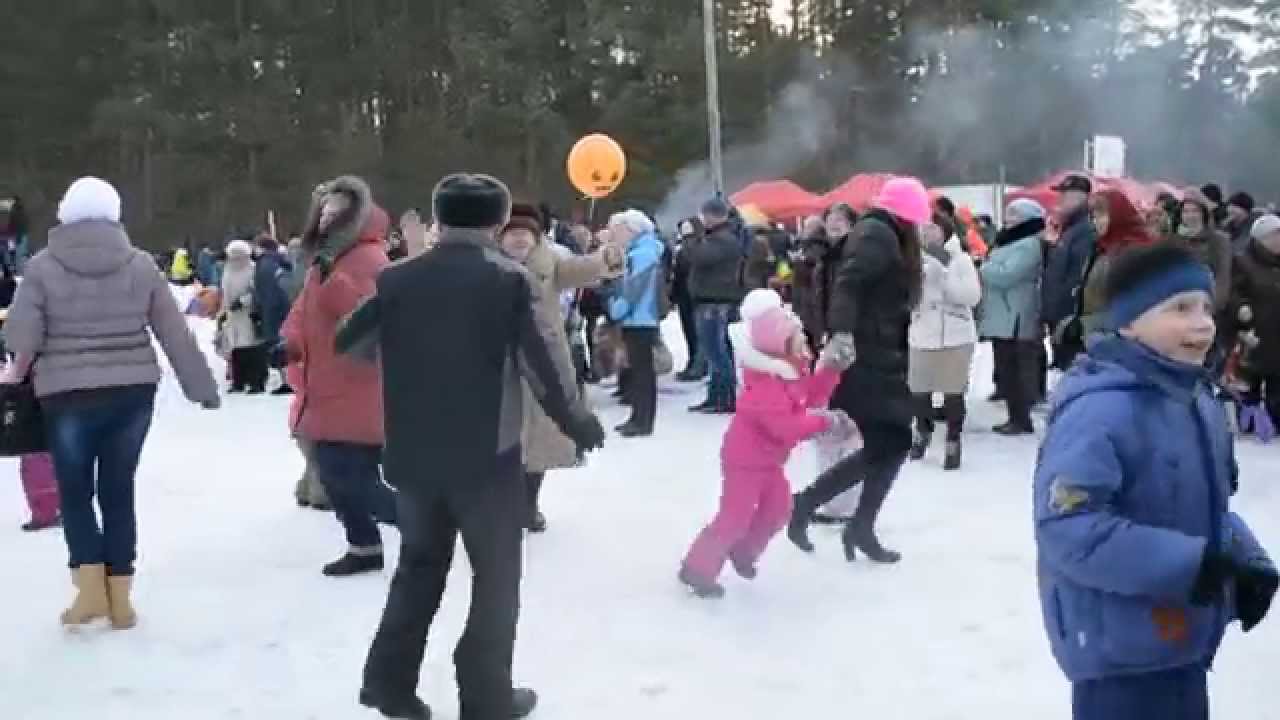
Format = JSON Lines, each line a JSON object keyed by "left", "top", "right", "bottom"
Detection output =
{"left": 688, "top": 198, "right": 747, "bottom": 414}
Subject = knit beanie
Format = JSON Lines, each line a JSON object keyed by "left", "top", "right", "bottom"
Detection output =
{"left": 1201, "top": 184, "right": 1224, "bottom": 208}
{"left": 1105, "top": 241, "right": 1214, "bottom": 329}
{"left": 58, "top": 176, "right": 122, "bottom": 225}
{"left": 503, "top": 202, "right": 544, "bottom": 236}
{"left": 739, "top": 288, "right": 800, "bottom": 358}
{"left": 433, "top": 173, "right": 511, "bottom": 229}
{"left": 1228, "top": 191, "right": 1256, "bottom": 214}
{"left": 874, "top": 177, "right": 932, "bottom": 226}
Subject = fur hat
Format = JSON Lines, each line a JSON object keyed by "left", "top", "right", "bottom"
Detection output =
{"left": 58, "top": 176, "right": 121, "bottom": 225}
{"left": 874, "top": 177, "right": 932, "bottom": 226}
{"left": 503, "top": 202, "right": 544, "bottom": 236}
{"left": 433, "top": 173, "right": 511, "bottom": 229}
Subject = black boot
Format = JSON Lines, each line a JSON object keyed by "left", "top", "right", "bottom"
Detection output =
{"left": 688, "top": 397, "right": 717, "bottom": 413}
{"left": 908, "top": 427, "right": 931, "bottom": 461}
{"left": 943, "top": 440, "right": 962, "bottom": 471}
{"left": 527, "top": 511, "right": 547, "bottom": 534}
{"left": 323, "top": 551, "right": 385, "bottom": 577}
{"left": 272, "top": 384, "right": 294, "bottom": 396}
{"left": 359, "top": 688, "right": 431, "bottom": 720}
{"left": 993, "top": 420, "right": 1034, "bottom": 436}
{"left": 786, "top": 493, "right": 817, "bottom": 553}
{"left": 840, "top": 458, "right": 903, "bottom": 564}
{"left": 20, "top": 515, "right": 61, "bottom": 532}
{"left": 512, "top": 687, "right": 539, "bottom": 719}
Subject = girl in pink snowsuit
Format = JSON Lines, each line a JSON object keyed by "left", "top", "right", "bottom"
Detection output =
{"left": 20, "top": 452, "right": 60, "bottom": 531}
{"left": 679, "top": 289, "right": 853, "bottom": 598}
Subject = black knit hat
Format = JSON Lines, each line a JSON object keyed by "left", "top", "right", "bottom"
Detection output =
{"left": 432, "top": 173, "right": 511, "bottom": 229}
{"left": 1200, "top": 183, "right": 1224, "bottom": 207}
{"left": 1228, "top": 191, "right": 1256, "bottom": 214}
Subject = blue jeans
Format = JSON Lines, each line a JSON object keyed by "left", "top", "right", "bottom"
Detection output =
{"left": 1072, "top": 666, "right": 1208, "bottom": 720}
{"left": 312, "top": 441, "right": 397, "bottom": 550}
{"left": 45, "top": 387, "right": 156, "bottom": 576}
{"left": 696, "top": 303, "right": 736, "bottom": 403}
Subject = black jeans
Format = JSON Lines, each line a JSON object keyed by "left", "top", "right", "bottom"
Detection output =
{"left": 312, "top": 441, "right": 396, "bottom": 550}
{"left": 230, "top": 343, "right": 269, "bottom": 391}
{"left": 363, "top": 453, "right": 526, "bottom": 719}
{"left": 45, "top": 386, "right": 156, "bottom": 576}
{"left": 993, "top": 339, "right": 1041, "bottom": 427}
{"left": 622, "top": 327, "right": 659, "bottom": 431}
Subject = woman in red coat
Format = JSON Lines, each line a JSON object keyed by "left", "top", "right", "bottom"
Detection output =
{"left": 282, "top": 176, "right": 395, "bottom": 577}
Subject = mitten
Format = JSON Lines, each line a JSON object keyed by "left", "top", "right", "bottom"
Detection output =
{"left": 565, "top": 406, "right": 606, "bottom": 453}
{"left": 1191, "top": 549, "right": 1236, "bottom": 607}
{"left": 1237, "top": 566, "right": 1279, "bottom": 633}
{"left": 819, "top": 333, "right": 857, "bottom": 370}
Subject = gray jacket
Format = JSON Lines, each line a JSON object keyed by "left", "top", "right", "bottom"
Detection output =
{"left": 5, "top": 220, "right": 219, "bottom": 402}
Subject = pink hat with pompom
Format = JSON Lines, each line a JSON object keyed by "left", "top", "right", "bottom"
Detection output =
{"left": 749, "top": 306, "right": 802, "bottom": 358}
{"left": 874, "top": 177, "right": 932, "bottom": 226}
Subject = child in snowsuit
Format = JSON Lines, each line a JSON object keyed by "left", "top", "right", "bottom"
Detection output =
{"left": 679, "top": 289, "right": 854, "bottom": 598}
{"left": 19, "top": 452, "right": 60, "bottom": 532}
{"left": 1034, "top": 240, "right": 1276, "bottom": 720}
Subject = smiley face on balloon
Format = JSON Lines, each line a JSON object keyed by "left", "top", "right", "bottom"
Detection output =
{"left": 568, "top": 134, "right": 627, "bottom": 199}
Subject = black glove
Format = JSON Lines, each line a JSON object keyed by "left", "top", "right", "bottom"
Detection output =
{"left": 565, "top": 406, "right": 605, "bottom": 453}
{"left": 923, "top": 242, "right": 951, "bottom": 266}
{"left": 1237, "top": 566, "right": 1279, "bottom": 633}
{"left": 1190, "top": 549, "right": 1235, "bottom": 607}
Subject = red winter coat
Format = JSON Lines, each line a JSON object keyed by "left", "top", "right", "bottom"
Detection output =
{"left": 283, "top": 202, "right": 390, "bottom": 446}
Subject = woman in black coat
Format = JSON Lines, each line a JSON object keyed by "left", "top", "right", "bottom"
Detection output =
{"left": 787, "top": 178, "right": 931, "bottom": 564}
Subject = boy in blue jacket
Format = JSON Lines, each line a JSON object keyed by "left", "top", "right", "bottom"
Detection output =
{"left": 1034, "top": 240, "right": 1277, "bottom": 720}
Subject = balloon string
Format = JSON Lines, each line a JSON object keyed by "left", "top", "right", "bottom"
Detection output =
{"left": 588, "top": 197, "right": 597, "bottom": 226}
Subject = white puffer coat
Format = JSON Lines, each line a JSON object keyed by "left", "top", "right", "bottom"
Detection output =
{"left": 908, "top": 236, "right": 982, "bottom": 350}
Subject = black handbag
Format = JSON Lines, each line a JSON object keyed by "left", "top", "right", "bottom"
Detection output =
{"left": 0, "top": 380, "right": 47, "bottom": 456}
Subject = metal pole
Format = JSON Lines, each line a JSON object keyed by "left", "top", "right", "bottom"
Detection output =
{"left": 703, "top": 0, "right": 725, "bottom": 196}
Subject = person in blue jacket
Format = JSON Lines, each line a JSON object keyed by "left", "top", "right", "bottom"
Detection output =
{"left": 1034, "top": 240, "right": 1277, "bottom": 720}
{"left": 605, "top": 209, "right": 664, "bottom": 437}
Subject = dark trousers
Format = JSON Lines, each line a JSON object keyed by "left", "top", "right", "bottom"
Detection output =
{"left": 993, "top": 339, "right": 1041, "bottom": 427}
{"left": 312, "top": 441, "right": 396, "bottom": 550}
{"left": 622, "top": 327, "right": 659, "bottom": 431}
{"left": 696, "top": 303, "right": 736, "bottom": 403}
{"left": 45, "top": 387, "right": 156, "bottom": 576}
{"left": 797, "top": 446, "right": 906, "bottom": 531}
{"left": 1052, "top": 337, "right": 1084, "bottom": 372}
{"left": 1072, "top": 666, "right": 1208, "bottom": 720}
{"left": 913, "top": 393, "right": 965, "bottom": 441}
{"left": 676, "top": 295, "right": 701, "bottom": 370}
{"left": 230, "top": 343, "right": 269, "bottom": 391}
{"left": 363, "top": 454, "right": 526, "bottom": 720}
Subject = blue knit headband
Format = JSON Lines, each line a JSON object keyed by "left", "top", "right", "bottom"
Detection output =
{"left": 1108, "top": 262, "right": 1214, "bottom": 329}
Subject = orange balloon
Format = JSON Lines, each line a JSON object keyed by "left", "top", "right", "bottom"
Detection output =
{"left": 567, "top": 134, "right": 627, "bottom": 199}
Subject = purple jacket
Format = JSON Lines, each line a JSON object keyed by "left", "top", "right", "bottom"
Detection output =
{"left": 5, "top": 220, "right": 218, "bottom": 403}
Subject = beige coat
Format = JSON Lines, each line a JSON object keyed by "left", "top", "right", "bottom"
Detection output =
{"left": 521, "top": 240, "right": 611, "bottom": 473}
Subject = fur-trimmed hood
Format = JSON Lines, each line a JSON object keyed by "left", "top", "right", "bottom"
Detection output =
{"left": 301, "top": 175, "right": 386, "bottom": 275}
{"left": 728, "top": 321, "right": 801, "bottom": 380}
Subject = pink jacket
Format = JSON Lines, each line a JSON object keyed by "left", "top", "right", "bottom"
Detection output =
{"left": 720, "top": 323, "right": 841, "bottom": 470}
{"left": 283, "top": 204, "right": 389, "bottom": 446}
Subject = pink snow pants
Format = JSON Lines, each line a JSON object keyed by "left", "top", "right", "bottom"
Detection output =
{"left": 682, "top": 465, "right": 792, "bottom": 582}
{"left": 21, "top": 452, "right": 60, "bottom": 523}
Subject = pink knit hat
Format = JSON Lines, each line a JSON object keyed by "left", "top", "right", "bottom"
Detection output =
{"left": 749, "top": 306, "right": 802, "bottom": 358}
{"left": 874, "top": 177, "right": 932, "bottom": 226}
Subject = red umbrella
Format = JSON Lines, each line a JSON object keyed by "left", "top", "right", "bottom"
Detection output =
{"left": 821, "top": 173, "right": 894, "bottom": 212}
{"left": 730, "top": 180, "right": 823, "bottom": 221}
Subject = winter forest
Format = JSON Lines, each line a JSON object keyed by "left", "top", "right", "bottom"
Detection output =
{"left": 5, "top": 0, "right": 1280, "bottom": 248}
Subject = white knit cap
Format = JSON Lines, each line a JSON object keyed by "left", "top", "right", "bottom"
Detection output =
{"left": 1251, "top": 214, "right": 1280, "bottom": 240}
{"left": 57, "top": 177, "right": 122, "bottom": 225}
{"left": 739, "top": 288, "right": 784, "bottom": 321}
{"left": 225, "top": 239, "right": 253, "bottom": 258}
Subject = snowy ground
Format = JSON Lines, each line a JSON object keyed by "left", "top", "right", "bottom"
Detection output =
{"left": 2, "top": 310, "right": 1279, "bottom": 720}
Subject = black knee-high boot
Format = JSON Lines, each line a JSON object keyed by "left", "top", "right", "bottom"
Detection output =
{"left": 787, "top": 450, "right": 871, "bottom": 553}
{"left": 942, "top": 394, "right": 965, "bottom": 470}
{"left": 840, "top": 454, "right": 906, "bottom": 563}
{"left": 910, "top": 393, "right": 935, "bottom": 461}
{"left": 525, "top": 471, "right": 546, "bottom": 533}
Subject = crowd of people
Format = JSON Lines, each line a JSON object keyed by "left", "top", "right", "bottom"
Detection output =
{"left": 3, "top": 166, "right": 1279, "bottom": 720}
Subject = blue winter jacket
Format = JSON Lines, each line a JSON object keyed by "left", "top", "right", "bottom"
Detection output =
{"left": 1034, "top": 334, "right": 1271, "bottom": 682}
{"left": 252, "top": 251, "right": 293, "bottom": 345}
{"left": 608, "top": 231, "right": 663, "bottom": 329}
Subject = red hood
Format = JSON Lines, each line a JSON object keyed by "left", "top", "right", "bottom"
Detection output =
{"left": 360, "top": 204, "right": 390, "bottom": 246}
{"left": 1097, "top": 188, "right": 1153, "bottom": 255}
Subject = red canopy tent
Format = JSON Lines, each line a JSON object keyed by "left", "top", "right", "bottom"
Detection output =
{"left": 821, "top": 173, "right": 894, "bottom": 212}
{"left": 729, "top": 180, "right": 824, "bottom": 222}
{"left": 1005, "top": 171, "right": 1181, "bottom": 215}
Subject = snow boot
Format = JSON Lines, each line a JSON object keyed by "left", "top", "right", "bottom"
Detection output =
{"left": 21, "top": 514, "right": 61, "bottom": 532}
{"left": 943, "top": 440, "right": 962, "bottom": 471}
{"left": 323, "top": 550, "right": 385, "bottom": 577}
{"left": 908, "top": 428, "right": 931, "bottom": 461}
{"left": 359, "top": 688, "right": 431, "bottom": 720}
{"left": 272, "top": 384, "right": 294, "bottom": 396}
{"left": 526, "top": 511, "right": 547, "bottom": 534}
{"left": 678, "top": 566, "right": 726, "bottom": 599}
{"left": 729, "top": 554, "right": 758, "bottom": 580}
{"left": 993, "top": 420, "right": 1034, "bottom": 436}
{"left": 512, "top": 687, "right": 539, "bottom": 719}
{"left": 786, "top": 494, "right": 817, "bottom": 553}
{"left": 839, "top": 460, "right": 902, "bottom": 564}
{"left": 61, "top": 563, "right": 110, "bottom": 626}
{"left": 106, "top": 575, "right": 138, "bottom": 630}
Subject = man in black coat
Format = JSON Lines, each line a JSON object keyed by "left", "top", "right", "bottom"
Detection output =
{"left": 1041, "top": 174, "right": 1097, "bottom": 370}
{"left": 687, "top": 198, "right": 745, "bottom": 413}
{"left": 336, "top": 173, "right": 606, "bottom": 720}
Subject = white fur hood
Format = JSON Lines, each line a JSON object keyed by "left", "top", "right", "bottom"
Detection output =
{"left": 728, "top": 322, "right": 800, "bottom": 380}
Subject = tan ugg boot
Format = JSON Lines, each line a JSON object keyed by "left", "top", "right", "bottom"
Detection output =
{"left": 61, "top": 564, "right": 110, "bottom": 626}
{"left": 106, "top": 575, "right": 138, "bottom": 630}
